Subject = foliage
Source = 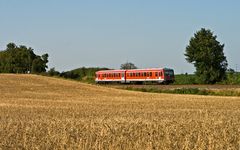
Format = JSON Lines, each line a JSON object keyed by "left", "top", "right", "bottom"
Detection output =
{"left": 47, "top": 68, "right": 60, "bottom": 76}
{"left": 174, "top": 74, "right": 197, "bottom": 84}
{"left": 0, "top": 43, "right": 48, "bottom": 73}
{"left": 221, "top": 72, "right": 240, "bottom": 85}
{"left": 120, "top": 62, "right": 137, "bottom": 69}
{"left": 185, "top": 28, "right": 228, "bottom": 84}
{"left": 125, "top": 87, "right": 207, "bottom": 95}
{"left": 174, "top": 72, "right": 240, "bottom": 85}
{"left": 57, "top": 67, "right": 110, "bottom": 82}
{"left": 124, "top": 86, "right": 240, "bottom": 97}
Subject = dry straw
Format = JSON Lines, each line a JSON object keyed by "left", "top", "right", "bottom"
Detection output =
{"left": 0, "top": 74, "right": 240, "bottom": 149}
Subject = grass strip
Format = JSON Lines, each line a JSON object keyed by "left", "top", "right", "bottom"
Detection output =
{"left": 123, "top": 87, "right": 240, "bottom": 97}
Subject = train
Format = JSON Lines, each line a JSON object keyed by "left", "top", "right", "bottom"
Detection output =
{"left": 95, "top": 68, "right": 175, "bottom": 84}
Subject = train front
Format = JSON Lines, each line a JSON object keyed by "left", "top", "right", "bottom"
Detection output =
{"left": 163, "top": 68, "right": 175, "bottom": 84}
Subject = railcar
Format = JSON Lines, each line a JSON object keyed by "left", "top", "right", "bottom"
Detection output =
{"left": 95, "top": 68, "right": 174, "bottom": 84}
{"left": 95, "top": 70, "right": 126, "bottom": 83}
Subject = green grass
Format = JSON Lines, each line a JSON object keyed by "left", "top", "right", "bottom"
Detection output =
{"left": 124, "top": 86, "right": 240, "bottom": 97}
{"left": 174, "top": 73, "right": 240, "bottom": 85}
{"left": 174, "top": 74, "right": 197, "bottom": 85}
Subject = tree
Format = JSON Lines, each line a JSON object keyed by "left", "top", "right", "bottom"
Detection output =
{"left": 31, "top": 56, "right": 47, "bottom": 73}
{"left": 120, "top": 62, "right": 137, "bottom": 69}
{"left": 185, "top": 28, "right": 228, "bottom": 84}
{"left": 0, "top": 43, "right": 49, "bottom": 74}
{"left": 47, "top": 67, "right": 60, "bottom": 76}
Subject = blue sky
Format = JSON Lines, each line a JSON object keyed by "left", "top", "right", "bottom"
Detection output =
{"left": 0, "top": 0, "right": 239, "bottom": 73}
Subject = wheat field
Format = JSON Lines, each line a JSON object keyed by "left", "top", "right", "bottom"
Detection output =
{"left": 0, "top": 74, "right": 240, "bottom": 149}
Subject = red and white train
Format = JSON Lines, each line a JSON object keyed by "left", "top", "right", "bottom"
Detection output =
{"left": 95, "top": 68, "right": 175, "bottom": 84}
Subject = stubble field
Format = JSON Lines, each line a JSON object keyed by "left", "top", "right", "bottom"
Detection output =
{"left": 0, "top": 74, "right": 240, "bottom": 149}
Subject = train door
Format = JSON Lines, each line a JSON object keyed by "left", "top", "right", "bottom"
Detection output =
{"left": 121, "top": 71, "right": 126, "bottom": 83}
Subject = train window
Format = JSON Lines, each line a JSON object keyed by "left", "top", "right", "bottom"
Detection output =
{"left": 160, "top": 72, "right": 162, "bottom": 76}
{"left": 130, "top": 73, "right": 133, "bottom": 77}
{"left": 144, "top": 72, "right": 146, "bottom": 77}
{"left": 150, "top": 72, "right": 152, "bottom": 77}
{"left": 155, "top": 72, "right": 158, "bottom": 76}
{"left": 146, "top": 72, "right": 149, "bottom": 77}
{"left": 133, "top": 73, "right": 135, "bottom": 77}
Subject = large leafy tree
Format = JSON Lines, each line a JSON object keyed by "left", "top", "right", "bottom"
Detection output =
{"left": 120, "top": 62, "right": 137, "bottom": 70}
{"left": 0, "top": 43, "right": 48, "bottom": 73}
{"left": 185, "top": 28, "right": 228, "bottom": 84}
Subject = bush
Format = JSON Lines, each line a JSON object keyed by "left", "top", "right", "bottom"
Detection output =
{"left": 174, "top": 74, "right": 197, "bottom": 85}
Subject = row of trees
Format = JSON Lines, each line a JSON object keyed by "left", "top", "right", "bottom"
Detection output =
{"left": 46, "top": 67, "right": 110, "bottom": 83}
{"left": 0, "top": 43, "right": 48, "bottom": 73}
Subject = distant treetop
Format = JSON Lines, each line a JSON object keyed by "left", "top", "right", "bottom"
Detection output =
{"left": 120, "top": 62, "right": 138, "bottom": 70}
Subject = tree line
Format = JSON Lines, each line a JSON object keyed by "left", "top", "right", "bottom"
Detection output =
{"left": 0, "top": 43, "right": 48, "bottom": 73}
{"left": 47, "top": 67, "right": 109, "bottom": 83}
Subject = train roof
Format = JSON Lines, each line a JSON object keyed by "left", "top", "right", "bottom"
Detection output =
{"left": 96, "top": 70, "right": 126, "bottom": 73}
{"left": 96, "top": 68, "right": 174, "bottom": 73}
{"left": 127, "top": 68, "right": 163, "bottom": 71}
{"left": 127, "top": 68, "right": 174, "bottom": 71}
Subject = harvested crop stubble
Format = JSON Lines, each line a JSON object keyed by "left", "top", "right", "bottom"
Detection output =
{"left": 0, "top": 74, "right": 240, "bottom": 149}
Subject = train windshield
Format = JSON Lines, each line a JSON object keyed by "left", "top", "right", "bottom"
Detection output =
{"left": 164, "top": 69, "right": 174, "bottom": 76}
